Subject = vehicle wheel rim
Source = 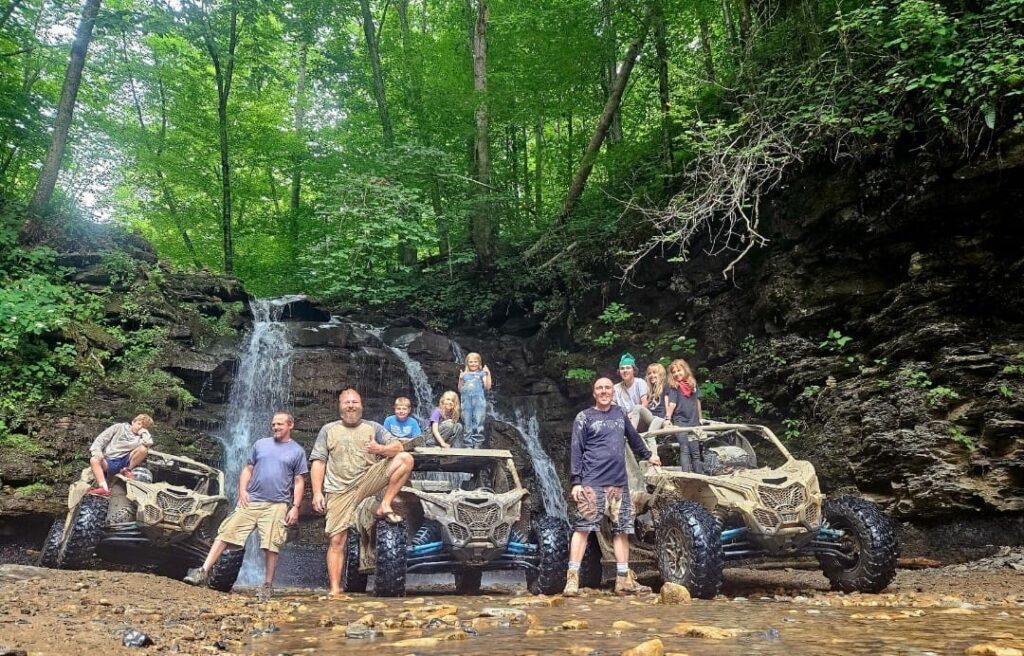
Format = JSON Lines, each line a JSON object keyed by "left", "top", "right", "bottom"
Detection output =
{"left": 662, "top": 527, "right": 689, "bottom": 580}
{"left": 834, "top": 520, "right": 863, "bottom": 571}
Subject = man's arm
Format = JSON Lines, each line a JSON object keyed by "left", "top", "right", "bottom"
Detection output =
{"left": 569, "top": 412, "right": 587, "bottom": 501}
{"left": 287, "top": 474, "right": 305, "bottom": 525}
{"left": 310, "top": 460, "right": 326, "bottom": 512}
{"left": 624, "top": 411, "right": 660, "bottom": 465}
{"left": 366, "top": 422, "right": 406, "bottom": 457}
{"left": 238, "top": 464, "right": 253, "bottom": 507}
{"left": 139, "top": 429, "right": 154, "bottom": 448}
{"left": 89, "top": 425, "right": 117, "bottom": 457}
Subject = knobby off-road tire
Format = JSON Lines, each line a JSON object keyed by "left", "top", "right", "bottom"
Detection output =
{"left": 818, "top": 496, "right": 899, "bottom": 593}
{"left": 343, "top": 527, "right": 368, "bottom": 593}
{"left": 58, "top": 495, "right": 108, "bottom": 570}
{"left": 578, "top": 532, "right": 603, "bottom": 589}
{"left": 655, "top": 501, "right": 723, "bottom": 599}
{"left": 208, "top": 548, "right": 245, "bottom": 592}
{"left": 38, "top": 516, "right": 66, "bottom": 568}
{"left": 526, "top": 515, "right": 569, "bottom": 595}
{"left": 374, "top": 519, "right": 408, "bottom": 597}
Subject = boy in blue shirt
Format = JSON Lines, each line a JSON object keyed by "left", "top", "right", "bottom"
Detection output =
{"left": 383, "top": 397, "right": 423, "bottom": 445}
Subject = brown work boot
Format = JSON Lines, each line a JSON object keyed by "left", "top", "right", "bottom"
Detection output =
{"left": 562, "top": 569, "right": 580, "bottom": 597}
{"left": 614, "top": 569, "right": 651, "bottom": 596}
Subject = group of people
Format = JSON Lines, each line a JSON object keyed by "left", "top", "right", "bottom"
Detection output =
{"left": 80, "top": 350, "right": 704, "bottom": 600}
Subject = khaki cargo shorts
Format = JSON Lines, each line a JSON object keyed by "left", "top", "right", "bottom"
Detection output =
{"left": 216, "top": 501, "right": 289, "bottom": 553}
{"left": 573, "top": 485, "right": 634, "bottom": 535}
{"left": 325, "top": 459, "right": 392, "bottom": 537}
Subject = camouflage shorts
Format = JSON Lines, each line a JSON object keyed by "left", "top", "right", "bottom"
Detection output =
{"left": 572, "top": 485, "right": 634, "bottom": 535}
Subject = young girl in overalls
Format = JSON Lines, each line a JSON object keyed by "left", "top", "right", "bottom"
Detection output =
{"left": 458, "top": 352, "right": 492, "bottom": 448}
{"left": 665, "top": 358, "right": 704, "bottom": 474}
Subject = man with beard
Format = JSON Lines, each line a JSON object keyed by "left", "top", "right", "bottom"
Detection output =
{"left": 311, "top": 389, "right": 414, "bottom": 597}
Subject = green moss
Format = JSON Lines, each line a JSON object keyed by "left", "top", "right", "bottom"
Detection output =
{"left": 14, "top": 482, "right": 52, "bottom": 497}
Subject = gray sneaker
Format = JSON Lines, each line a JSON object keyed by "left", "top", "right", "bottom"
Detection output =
{"left": 184, "top": 566, "right": 209, "bottom": 586}
{"left": 256, "top": 582, "right": 273, "bottom": 603}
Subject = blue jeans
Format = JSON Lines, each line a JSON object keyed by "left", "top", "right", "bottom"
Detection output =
{"left": 461, "top": 392, "right": 487, "bottom": 448}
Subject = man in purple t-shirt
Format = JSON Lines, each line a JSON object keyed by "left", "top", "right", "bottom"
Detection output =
{"left": 185, "top": 412, "right": 308, "bottom": 602}
{"left": 564, "top": 377, "right": 661, "bottom": 597}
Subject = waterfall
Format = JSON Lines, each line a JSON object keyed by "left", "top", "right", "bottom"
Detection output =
{"left": 219, "top": 297, "right": 295, "bottom": 587}
{"left": 487, "top": 400, "right": 568, "bottom": 521}
{"left": 383, "top": 331, "right": 435, "bottom": 422}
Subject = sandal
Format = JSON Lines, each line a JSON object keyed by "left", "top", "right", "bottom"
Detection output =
{"left": 375, "top": 510, "right": 403, "bottom": 524}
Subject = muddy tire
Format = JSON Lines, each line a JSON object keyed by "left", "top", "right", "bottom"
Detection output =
{"left": 526, "top": 515, "right": 569, "bottom": 595}
{"left": 208, "top": 548, "right": 245, "bottom": 592}
{"left": 343, "top": 528, "right": 368, "bottom": 593}
{"left": 655, "top": 501, "right": 723, "bottom": 599}
{"left": 818, "top": 496, "right": 898, "bottom": 593}
{"left": 58, "top": 495, "right": 108, "bottom": 570}
{"left": 38, "top": 517, "right": 65, "bottom": 568}
{"left": 578, "top": 533, "right": 603, "bottom": 589}
{"left": 454, "top": 569, "right": 483, "bottom": 594}
{"left": 374, "top": 519, "right": 408, "bottom": 597}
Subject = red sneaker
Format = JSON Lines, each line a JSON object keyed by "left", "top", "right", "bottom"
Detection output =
{"left": 119, "top": 469, "right": 136, "bottom": 480}
{"left": 88, "top": 487, "right": 110, "bottom": 497}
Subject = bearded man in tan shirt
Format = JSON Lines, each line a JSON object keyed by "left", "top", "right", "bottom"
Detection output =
{"left": 310, "top": 388, "right": 414, "bottom": 597}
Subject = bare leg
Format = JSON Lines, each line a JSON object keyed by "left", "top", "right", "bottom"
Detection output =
{"left": 126, "top": 445, "right": 149, "bottom": 469}
{"left": 264, "top": 549, "right": 278, "bottom": 584}
{"left": 89, "top": 455, "right": 109, "bottom": 488}
{"left": 201, "top": 539, "right": 231, "bottom": 572}
{"left": 327, "top": 530, "right": 348, "bottom": 595}
{"left": 612, "top": 533, "right": 630, "bottom": 564}
{"left": 378, "top": 453, "right": 413, "bottom": 515}
{"left": 569, "top": 530, "right": 589, "bottom": 563}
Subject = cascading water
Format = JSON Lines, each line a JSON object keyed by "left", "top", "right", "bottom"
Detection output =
{"left": 380, "top": 331, "right": 434, "bottom": 422}
{"left": 219, "top": 297, "right": 296, "bottom": 586}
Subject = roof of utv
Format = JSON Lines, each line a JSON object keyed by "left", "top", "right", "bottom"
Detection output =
{"left": 411, "top": 447, "right": 516, "bottom": 472}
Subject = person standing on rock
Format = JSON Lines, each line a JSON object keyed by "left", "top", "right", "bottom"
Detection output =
{"left": 87, "top": 414, "right": 154, "bottom": 496}
{"left": 614, "top": 353, "right": 653, "bottom": 430}
{"left": 184, "top": 412, "right": 307, "bottom": 602}
{"left": 310, "top": 388, "right": 414, "bottom": 597}
{"left": 564, "top": 377, "right": 662, "bottom": 597}
{"left": 457, "top": 352, "right": 492, "bottom": 448}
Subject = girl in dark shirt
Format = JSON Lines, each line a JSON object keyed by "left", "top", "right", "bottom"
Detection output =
{"left": 666, "top": 358, "right": 704, "bottom": 474}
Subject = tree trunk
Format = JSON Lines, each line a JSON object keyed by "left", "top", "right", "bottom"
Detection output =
{"left": 521, "top": 124, "right": 531, "bottom": 217}
{"left": 469, "top": 0, "right": 494, "bottom": 263}
{"left": 601, "top": 0, "right": 623, "bottom": 145}
{"left": 509, "top": 125, "right": 520, "bottom": 221}
{"left": 654, "top": 4, "right": 673, "bottom": 176}
{"left": 25, "top": 0, "right": 101, "bottom": 224}
{"left": 722, "top": 0, "right": 738, "bottom": 46}
{"left": 738, "top": 0, "right": 753, "bottom": 56}
{"left": 534, "top": 117, "right": 543, "bottom": 216}
{"left": 289, "top": 38, "right": 307, "bottom": 228}
{"left": 359, "top": 0, "right": 394, "bottom": 148}
{"left": 558, "top": 9, "right": 652, "bottom": 225}
{"left": 698, "top": 15, "right": 716, "bottom": 82}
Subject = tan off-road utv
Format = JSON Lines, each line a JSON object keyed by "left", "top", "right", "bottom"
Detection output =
{"left": 38, "top": 450, "right": 243, "bottom": 591}
{"left": 345, "top": 447, "right": 569, "bottom": 597}
{"left": 580, "top": 422, "right": 899, "bottom": 598}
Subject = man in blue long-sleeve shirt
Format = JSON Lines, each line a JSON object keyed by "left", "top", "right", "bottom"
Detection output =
{"left": 564, "top": 377, "right": 661, "bottom": 596}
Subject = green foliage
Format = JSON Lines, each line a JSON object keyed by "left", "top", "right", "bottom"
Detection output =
{"left": 820, "top": 329, "right": 853, "bottom": 352}
{"left": 927, "top": 386, "right": 961, "bottom": 407}
{"left": 998, "top": 384, "right": 1014, "bottom": 399}
{"left": 782, "top": 418, "right": 803, "bottom": 442}
{"left": 949, "top": 426, "right": 976, "bottom": 452}
{"left": 565, "top": 368, "right": 597, "bottom": 383}
{"left": 1002, "top": 353, "right": 1024, "bottom": 376}
{"left": 101, "top": 251, "right": 146, "bottom": 288}
{"left": 899, "top": 366, "right": 933, "bottom": 389}
{"left": 741, "top": 334, "right": 757, "bottom": 354}
{"left": 598, "top": 302, "right": 634, "bottom": 325}
{"left": 737, "top": 389, "right": 769, "bottom": 415}
{"left": 699, "top": 379, "right": 724, "bottom": 402}
{"left": 0, "top": 433, "right": 42, "bottom": 454}
{"left": 14, "top": 482, "right": 52, "bottom": 497}
{"left": 798, "top": 384, "right": 822, "bottom": 401}
{"left": 106, "top": 326, "right": 195, "bottom": 410}
{"left": 592, "top": 330, "right": 618, "bottom": 347}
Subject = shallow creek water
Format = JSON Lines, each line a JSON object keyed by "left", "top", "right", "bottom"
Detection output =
{"left": 251, "top": 575, "right": 1024, "bottom": 656}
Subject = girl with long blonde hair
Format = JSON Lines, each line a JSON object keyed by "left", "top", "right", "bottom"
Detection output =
{"left": 429, "top": 390, "right": 463, "bottom": 448}
{"left": 644, "top": 363, "right": 671, "bottom": 431}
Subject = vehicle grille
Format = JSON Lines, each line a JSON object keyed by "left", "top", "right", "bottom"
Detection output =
{"left": 157, "top": 492, "right": 196, "bottom": 515}
{"left": 493, "top": 522, "right": 510, "bottom": 545}
{"left": 448, "top": 522, "right": 471, "bottom": 544}
{"left": 456, "top": 502, "right": 499, "bottom": 539}
{"left": 141, "top": 505, "right": 162, "bottom": 525}
{"left": 753, "top": 508, "right": 779, "bottom": 529}
{"left": 757, "top": 483, "right": 806, "bottom": 512}
{"left": 805, "top": 502, "right": 821, "bottom": 526}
